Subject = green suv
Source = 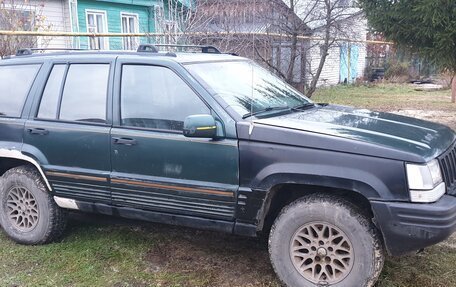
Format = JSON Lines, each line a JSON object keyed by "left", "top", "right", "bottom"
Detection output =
{"left": 0, "top": 45, "right": 455, "bottom": 287}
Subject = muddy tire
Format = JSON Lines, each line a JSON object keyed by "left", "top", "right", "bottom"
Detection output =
{"left": 0, "top": 166, "right": 66, "bottom": 244}
{"left": 269, "top": 194, "right": 384, "bottom": 287}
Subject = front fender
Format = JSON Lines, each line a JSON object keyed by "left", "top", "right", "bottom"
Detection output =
{"left": 258, "top": 171, "right": 380, "bottom": 198}
{"left": 240, "top": 141, "right": 409, "bottom": 202}
{"left": 254, "top": 164, "right": 383, "bottom": 199}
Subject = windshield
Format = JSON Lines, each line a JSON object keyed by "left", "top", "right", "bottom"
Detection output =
{"left": 185, "top": 60, "right": 312, "bottom": 118}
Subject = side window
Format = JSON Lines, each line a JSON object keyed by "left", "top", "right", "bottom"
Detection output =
{"left": 0, "top": 64, "right": 40, "bottom": 118}
{"left": 37, "top": 65, "right": 66, "bottom": 119}
{"left": 59, "top": 64, "right": 110, "bottom": 123}
{"left": 121, "top": 65, "right": 210, "bottom": 131}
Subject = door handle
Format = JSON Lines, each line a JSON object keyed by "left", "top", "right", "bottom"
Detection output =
{"left": 113, "top": 137, "right": 137, "bottom": 146}
{"left": 27, "top": 128, "right": 49, "bottom": 135}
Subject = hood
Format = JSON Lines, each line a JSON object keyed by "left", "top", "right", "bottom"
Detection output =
{"left": 254, "top": 104, "right": 455, "bottom": 162}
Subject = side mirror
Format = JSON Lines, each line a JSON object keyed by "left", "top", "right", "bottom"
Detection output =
{"left": 183, "top": 114, "right": 217, "bottom": 138}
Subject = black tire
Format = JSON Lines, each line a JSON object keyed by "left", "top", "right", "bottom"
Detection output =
{"left": 0, "top": 166, "right": 66, "bottom": 244}
{"left": 269, "top": 194, "right": 384, "bottom": 287}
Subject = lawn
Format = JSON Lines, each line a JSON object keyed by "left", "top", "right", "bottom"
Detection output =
{"left": 313, "top": 83, "right": 456, "bottom": 130}
{"left": 313, "top": 83, "right": 456, "bottom": 113}
{"left": 1, "top": 84, "right": 456, "bottom": 287}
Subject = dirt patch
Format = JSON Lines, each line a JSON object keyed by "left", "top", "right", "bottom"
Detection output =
{"left": 439, "top": 234, "right": 456, "bottom": 249}
{"left": 143, "top": 226, "right": 278, "bottom": 287}
{"left": 411, "top": 83, "right": 444, "bottom": 92}
{"left": 392, "top": 109, "right": 456, "bottom": 130}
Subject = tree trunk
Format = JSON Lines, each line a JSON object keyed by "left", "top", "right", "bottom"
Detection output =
{"left": 452, "top": 75, "right": 456, "bottom": 103}
{"left": 287, "top": 32, "right": 298, "bottom": 83}
{"left": 306, "top": 0, "right": 332, "bottom": 98}
{"left": 286, "top": 0, "right": 297, "bottom": 83}
{"left": 306, "top": 44, "right": 329, "bottom": 98}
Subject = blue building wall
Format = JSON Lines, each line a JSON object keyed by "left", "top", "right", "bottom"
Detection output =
{"left": 76, "top": 0, "right": 161, "bottom": 50}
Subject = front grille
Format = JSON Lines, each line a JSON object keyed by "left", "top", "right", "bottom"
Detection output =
{"left": 438, "top": 142, "right": 456, "bottom": 195}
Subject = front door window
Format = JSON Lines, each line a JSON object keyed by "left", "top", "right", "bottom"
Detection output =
{"left": 120, "top": 65, "right": 210, "bottom": 130}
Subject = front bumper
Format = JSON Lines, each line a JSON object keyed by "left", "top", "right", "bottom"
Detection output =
{"left": 371, "top": 195, "right": 456, "bottom": 256}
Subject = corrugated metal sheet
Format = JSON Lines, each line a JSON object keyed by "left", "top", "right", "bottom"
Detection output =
{"left": 196, "top": 22, "right": 272, "bottom": 34}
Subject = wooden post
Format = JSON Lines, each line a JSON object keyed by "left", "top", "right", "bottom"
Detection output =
{"left": 347, "top": 43, "right": 351, "bottom": 83}
{"left": 452, "top": 75, "right": 456, "bottom": 103}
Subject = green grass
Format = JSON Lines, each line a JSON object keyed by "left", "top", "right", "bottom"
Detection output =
{"left": 313, "top": 83, "right": 455, "bottom": 113}
{"left": 0, "top": 220, "right": 158, "bottom": 286}
{"left": 378, "top": 243, "right": 456, "bottom": 287}
{"left": 1, "top": 84, "right": 456, "bottom": 287}
{"left": 0, "top": 216, "right": 278, "bottom": 287}
{"left": 2, "top": 215, "right": 455, "bottom": 287}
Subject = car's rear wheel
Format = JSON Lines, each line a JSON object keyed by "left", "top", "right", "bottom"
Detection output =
{"left": 269, "top": 194, "right": 384, "bottom": 287}
{"left": 0, "top": 166, "right": 66, "bottom": 244}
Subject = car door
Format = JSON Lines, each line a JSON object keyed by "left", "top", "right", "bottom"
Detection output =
{"left": 0, "top": 63, "right": 42, "bottom": 145}
{"left": 110, "top": 60, "right": 239, "bottom": 220}
{"left": 23, "top": 58, "right": 114, "bottom": 204}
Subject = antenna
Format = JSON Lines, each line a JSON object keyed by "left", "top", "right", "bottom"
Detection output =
{"left": 249, "top": 0, "right": 256, "bottom": 132}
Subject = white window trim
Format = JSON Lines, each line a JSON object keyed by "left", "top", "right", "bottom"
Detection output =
{"left": 68, "top": 0, "right": 80, "bottom": 48}
{"left": 120, "top": 12, "right": 139, "bottom": 50}
{"left": 85, "top": 9, "right": 109, "bottom": 50}
{"left": 68, "top": 0, "right": 79, "bottom": 33}
{"left": 120, "top": 12, "right": 139, "bottom": 29}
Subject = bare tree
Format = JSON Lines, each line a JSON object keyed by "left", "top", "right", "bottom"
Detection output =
{"left": 159, "top": 0, "right": 365, "bottom": 96}
{"left": 179, "top": 0, "right": 310, "bottom": 91}
{"left": 153, "top": 0, "right": 217, "bottom": 46}
{"left": 251, "top": 0, "right": 310, "bottom": 89}
{"left": 297, "top": 0, "right": 366, "bottom": 96}
{"left": 158, "top": 0, "right": 369, "bottom": 97}
{"left": 0, "top": 0, "right": 51, "bottom": 58}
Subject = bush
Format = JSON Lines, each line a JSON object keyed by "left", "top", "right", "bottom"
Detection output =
{"left": 436, "top": 69, "right": 455, "bottom": 89}
{"left": 385, "top": 60, "right": 410, "bottom": 83}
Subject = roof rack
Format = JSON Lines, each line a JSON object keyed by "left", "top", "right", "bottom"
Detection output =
{"left": 9, "top": 45, "right": 227, "bottom": 59}
{"left": 137, "top": 44, "right": 221, "bottom": 54}
{"left": 16, "top": 48, "right": 87, "bottom": 56}
{"left": 136, "top": 44, "right": 159, "bottom": 53}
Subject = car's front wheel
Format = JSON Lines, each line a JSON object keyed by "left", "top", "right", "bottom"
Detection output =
{"left": 0, "top": 166, "right": 66, "bottom": 244}
{"left": 269, "top": 194, "right": 384, "bottom": 287}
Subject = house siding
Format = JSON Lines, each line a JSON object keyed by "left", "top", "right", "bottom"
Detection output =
{"left": 355, "top": 17, "right": 368, "bottom": 80}
{"left": 2, "top": 0, "right": 71, "bottom": 49}
{"left": 38, "top": 0, "right": 72, "bottom": 48}
{"left": 307, "top": 44, "right": 341, "bottom": 86}
{"left": 307, "top": 14, "right": 368, "bottom": 86}
{"left": 77, "top": 0, "right": 159, "bottom": 50}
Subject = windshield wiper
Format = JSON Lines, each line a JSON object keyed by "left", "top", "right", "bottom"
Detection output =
{"left": 242, "top": 103, "right": 315, "bottom": 119}
{"left": 291, "top": 103, "right": 315, "bottom": 111}
{"left": 242, "top": 106, "right": 290, "bottom": 119}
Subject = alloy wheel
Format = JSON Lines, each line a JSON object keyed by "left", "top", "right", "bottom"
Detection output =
{"left": 6, "top": 186, "right": 39, "bottom": 232}
{"left": 290, "top": 222, "right": 354, "bottom": 284}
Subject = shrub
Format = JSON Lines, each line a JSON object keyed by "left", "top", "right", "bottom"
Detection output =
{"left": 385, "top": 60, "right": 410, "bottom": 83}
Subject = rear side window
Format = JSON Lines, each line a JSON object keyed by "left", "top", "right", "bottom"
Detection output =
{"left": 37, "top": 65, "right": 66, "bottom": 119}
{"left": 36, "top": 64, "right": 110, "bottom": 123}
{"left": 0, "top": 64, "right": 40, "bottom": 118}
{"left": 60, "top": 64, "right": 110, "bottom": 123}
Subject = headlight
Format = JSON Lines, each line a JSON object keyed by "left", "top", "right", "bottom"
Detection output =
{"left": 406, "top": 159, "right": 445, "bottom": 203}
{"left": 406, "top": 159, "right": 442, "bottom": 189}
